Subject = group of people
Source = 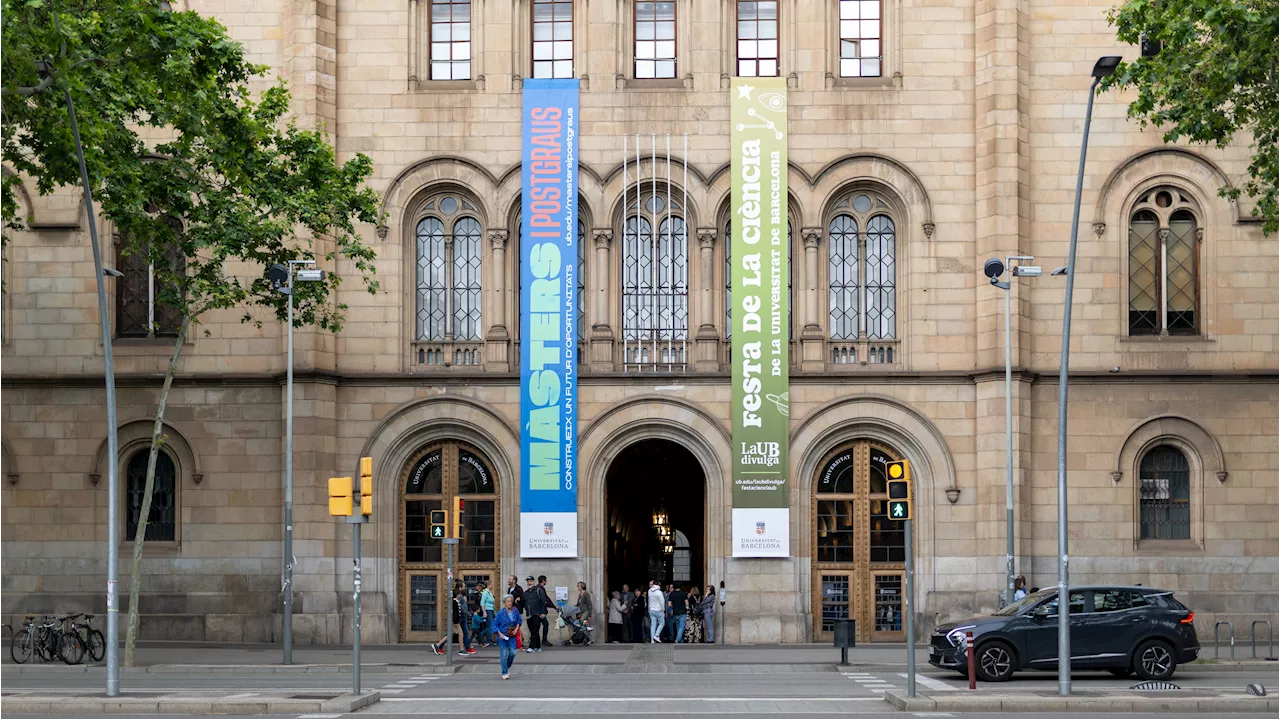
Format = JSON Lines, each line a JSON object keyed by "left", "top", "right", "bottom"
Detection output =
{"left": 605, "top": 580, "right": 717, "bottom": 644}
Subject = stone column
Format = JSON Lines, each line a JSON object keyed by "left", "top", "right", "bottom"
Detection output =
{"left": 694, "top": 227, "right": 720, "bottom": 371}
{"left": 800, "top": 227, "right": 825, "bottom": 371}
{"left": 484, "top": 229, "right": 510, "bottom": 371}
{"left": 589, "top": 228, "right": 615, "bottom": 371}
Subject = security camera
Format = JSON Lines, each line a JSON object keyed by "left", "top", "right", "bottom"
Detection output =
{"left": 983, "top": 258, "right": 1005, "bottom": 281}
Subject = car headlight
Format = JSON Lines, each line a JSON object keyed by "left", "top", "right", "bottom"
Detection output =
{"left": 945, "top": 625, "right": 976, "bottom": 647}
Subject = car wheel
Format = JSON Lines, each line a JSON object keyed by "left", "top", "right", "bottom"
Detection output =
{"left": 974, "top": 640, "right": 1017, "bottom": 682}
{"left": 1108, "top": 668, "right": 1134, "bottom": 678}
{"left": 1132, "top": 639, "right": 1176, "bottom": 680}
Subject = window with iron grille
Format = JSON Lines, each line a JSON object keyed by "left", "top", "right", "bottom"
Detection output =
{"left": 838, "top": 0, "right": 881, "bottom": 77}
{"left": 1128, "top": 188, "right": 1200, "bottom": 336}
{"left": 736, "top": 1, "right": 778, "bottom": 77}
{"left": 725, "top": 220, "right": 791, "bottom": 340}
{"left": 1139, "top": 445, "right": 1191, "bottom": 540}
{"left": 116, "top": 224, "right": 185, "bottom": 339}
{"left": 533, "top": 0, "right": 573, "bottom": 79}
{"left": 827, "top": 192, "right": 896, "bottom": 340}
{"left": 414, "top": 194, "right": 482, "bottom": 341}
{"left": 126, "top": 448, "right": 176, "bottom": 541}
{"left": 622, "top": 190, "right": 687, "bottom": 366}
{"left": 430, "top": 0, "right": 472, "bottom": 80}
{"left": 635, "top": 1, "right": 677, "bottom": 79}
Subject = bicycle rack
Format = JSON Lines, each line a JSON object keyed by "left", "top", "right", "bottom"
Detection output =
{"left": 1250, "top": 620, "right": 1276, "bottom": 661}
{"left": 1214, "top": 621, "right": 1234, "bottom": 661}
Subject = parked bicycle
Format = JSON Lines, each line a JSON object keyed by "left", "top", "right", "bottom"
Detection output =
{"left": 9, "top": 614, "right": 98, "bottom": 665}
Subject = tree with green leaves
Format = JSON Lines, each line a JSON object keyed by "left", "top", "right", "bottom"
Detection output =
{"left": 2, "top": 0, "right": 382, "bottom": 665}
{"left": 1101, "top": 0, "right": 1278, "bottom": 234}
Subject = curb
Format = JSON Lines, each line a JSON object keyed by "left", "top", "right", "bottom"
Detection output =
{"left": 0, "top": 690, "right": 380, "bottom": 715}
{"left": 3, "top": 663, "right": 460, "bottom": 675}
{"left": 883, "top": 690, "right": 1279, "bottom": 714}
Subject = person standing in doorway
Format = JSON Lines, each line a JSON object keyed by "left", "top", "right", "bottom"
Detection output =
{"left": 478, "top": 581, "right": 495, "bottom": 647}
{"left": 492, "top": 595, "right": 522, "bottom": 680}
{"left": 668, "top": 584, "right": 688, "bottom": 643}
{"left": 433, "top": 583, "right": 475, "bottom": 656}
{"left": 700, "top": 584, "right": 716, "bottom": 643}
{"left": 575, "top": 582, "right": 594, "bottom": 629}
{"left": 619, "top": 584, "right": 632, "bottom": 642}
{"left": 523, "top": 576, "right": 548, "bottom": 653}
{"left": 607, "top": 590, "right": 625, "bottom": 643}
{"left": 537, "top": 575, "right": 553, "bottom": 647}
{"left": 664, "top": 584, "right": 676, "bottom": 642}
{"left": 647, "top": 580, "right": 666, "bottom": 642}
{"left": 631, "top": 587, "right": 647, "bottom": 643}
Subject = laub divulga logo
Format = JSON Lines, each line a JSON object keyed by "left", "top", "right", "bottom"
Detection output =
{"left": 544, "top": 522, "right": 554, "bottom": 535}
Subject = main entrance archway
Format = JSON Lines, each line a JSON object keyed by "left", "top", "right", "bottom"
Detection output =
{"left": 605, "top": 439, "right": 705, "bottom": 592}
{"left": 398, "top": 440, "right": 500, "bottom": 642}
{"left": 812, "top": 440, "right": 907, "bottom": 643}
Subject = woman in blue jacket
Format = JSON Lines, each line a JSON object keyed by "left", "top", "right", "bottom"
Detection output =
{"left": 491, "top": 595, "right": 522, "bottom": 680}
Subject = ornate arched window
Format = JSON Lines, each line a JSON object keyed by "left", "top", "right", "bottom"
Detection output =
{"left": 125, "top": 448, "right": 177, "bottom": 541}
{"left": 725, "top": 220, "right": 792, "bottom": 341}
{"left": 827, "top": 191, "right": 896, "bottom": 342}
{"left": 1128, "top": 188, "right": 1200, "bottom": 336}
{"left": 116, "top": 216, "right": 186, "bottom": 338}
{"left": 621, "top": 187, "right": 688, "bottom": 367}
{"left": 414, "top": 193, "right": 483, "bottom": 344}
{"left": 1138, "top": 445, "right": 1191, "bottom": 540}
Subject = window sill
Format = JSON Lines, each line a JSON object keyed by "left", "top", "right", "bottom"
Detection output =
{"left": 119, "top": 540, "right": 181, "bottom": 555}
{"left": 828, "top": 75, "right": 896, "bottom": 90}
{"left": 1132, "top": 539, "right": 1202, "bottom": 555}
{"left": 623, "top": 78, "right": 687, "bottom": 90}
{"left": 414, "top": 79, "right": 479, "bottom": 92}
{"left": 1119, "top": 334, "right": 1213, "bottom": 345}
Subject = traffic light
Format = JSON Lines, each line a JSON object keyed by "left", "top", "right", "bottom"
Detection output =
{"left": 886, "top": 459, "right": 912, "bottom": 521}
{"left": 359, "top": 456, "right": 373, "bottom": 517}
{"left": 328, "top": 476, "right": 353, "bottom": 516}
{"left": 451, "top": 496, "right": 465, "bottom": 539}
{"left": 430, "top": 510, "right": 447, "bottom": 539}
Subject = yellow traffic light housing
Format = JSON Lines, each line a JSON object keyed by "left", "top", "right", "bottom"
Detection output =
{"left": 452, "top": 496, "right": 465, "bottom": 539}
{"left": 886, "top": 459, "right": 912, "bottom": 521}
{"left": 328, "top": 476, "right": 353, "bottom": 517}
{"left": 359, "top": 456, "right": 373, "bottom": 517}
{"left": 430, "top": 510, "right": 447, "bottom": 539}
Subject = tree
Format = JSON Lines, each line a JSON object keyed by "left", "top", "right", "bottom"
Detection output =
{"left": 1100, "top": 0, "right": 1279, "bottom": 234}
{"left": 2, "top": 0, "right": 382, "bottom": 665}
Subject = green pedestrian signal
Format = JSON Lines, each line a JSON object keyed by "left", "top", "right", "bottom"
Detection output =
{"left": 429, "top": 509, "right": 447, "bottom": 539}
{"left": 430, "top": 525, "right": 445, "bottom": 539}
{"left": 888, "top": 500, "right": 911, "bottom": 521}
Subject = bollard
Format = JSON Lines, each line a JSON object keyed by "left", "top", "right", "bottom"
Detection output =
{"left": 1214, "top": 621, "right": 1235, "bottom": 661}
{"left": 967, "top": 631, "right": 976, "bottom": 690}
{"left": 1250, "top": 620, "right": 1275, "bottom": 661}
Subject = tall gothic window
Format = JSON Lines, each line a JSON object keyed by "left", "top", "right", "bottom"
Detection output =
{"left": 736, "top": 0, "right": 778, "bottom": 77}
{"left": 838, "top": 0, "right": 881, "bottom": 77}
{"left": 116, "top": 218, "right": 185, "bottom": 339}
{"left": 1139, "top": 445, "right": 1191, "bottom": 540}
{"left": 430, "top": 0, "right": 472, "bottom": 80}
{"left": 1128, "top": 188, "right": 1200, "bottom": 336}
{"left": 828, "top": 192, "right": 896, "bottom": 340}
{"left": 126, "top": 448, "right": 177, "bottom": 541}
{"left": 622, "top": 189, "right": 687, "bottom": 366}
{"left": 415, "top": 194, "right": 483, "bottom": 344}
{"left": 532, "top": 0, "right": 573, "bottom": 78}
{"left": 635, "top": 1, "right": 677, "bottom": 79}
{"left": 725, "top": 220, "right": 792, "bottom": 340}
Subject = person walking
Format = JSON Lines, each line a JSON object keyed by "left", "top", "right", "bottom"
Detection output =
{"left": 478, "top": 581, "right": 496, "bottom": 647}
{"left": 1013, "top": 576, "right": 1028, "bottom": 601}
{"left": 668, "top": 584, "right": 688, "bottom": 643}
{"left": 607, "top": 591, "right": 625, "bottom": 643}
{"left": 537, "top": 575, "right": 553, "bottom": 647}
{"left": 523, "top": 575, "right": 548, "bottom": 653}
{"left": 631, "top": 587, "right": 647, "bottom": 643}
{"left": 492, "top": 595, "right": 522, "bottom": 680}
{"left": 506, "top": 575, "right": 525, "bottom": 648}
{"left": 619, "top": 584, "right": 632, "bottom": 642}
{"left": 575, "top": 582, "right": 594, "bottom": 629}
{"left": 433, "top": 583, "right": 475, "bottom": 656}
{"left": 646, "top": 580, "right": 666, "bottom": 643}
{"left": 700, "top": 584, "right": 716, "bottom": 643}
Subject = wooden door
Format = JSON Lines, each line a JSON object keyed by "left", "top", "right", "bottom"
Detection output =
{"left": 403, "top": 571, "right": 444, "bottom": 642}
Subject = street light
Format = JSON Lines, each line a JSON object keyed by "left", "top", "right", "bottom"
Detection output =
{"left": 1055, "top": 54, "right": 1121, "bottom": 697}
{"left": 271, "top": 259, "right": 326, "bottom": 665}
{"left": 985, "top": 256, "right": 1043, "bottom": 610}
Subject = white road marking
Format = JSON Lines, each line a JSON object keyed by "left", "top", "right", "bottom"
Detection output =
{"left": 223, "top": 693, "right": 260, "bottom": 699}
{"left": 912, "top": 714, "right": 956, "bottom": 718}
{"left": 295, "top": 715, "right": 342, "bottom": 719}
{"left": 379, "top": 697, "right": 886, "bottom": 702}
{"left": 378, "top": 688, "right": 404, "bottom": 694}
{"left": 900, "top": 672, "right": 959, "bottom": 692}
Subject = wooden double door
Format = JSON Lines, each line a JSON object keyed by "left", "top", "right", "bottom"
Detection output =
{"left": 812, "top": 441, "right": 908, "bottom": 643}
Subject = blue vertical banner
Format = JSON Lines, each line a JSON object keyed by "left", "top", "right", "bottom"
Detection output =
{"left": 520, "top": 79, "right": 579, "bottom": 557}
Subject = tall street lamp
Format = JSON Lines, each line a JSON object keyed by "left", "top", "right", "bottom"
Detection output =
{"left": 1055, "top": 54, "right": 1121, "bottom": 697}
{"left": 270, "top": 260, "right": 326, "bottom": 665}
{"left": 983, "top": 256, "right": 1045, "bottom": 608}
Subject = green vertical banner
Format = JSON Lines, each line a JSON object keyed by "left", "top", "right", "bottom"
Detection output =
{"left": 731, "top": 77, "right": 789, "bottom": 558}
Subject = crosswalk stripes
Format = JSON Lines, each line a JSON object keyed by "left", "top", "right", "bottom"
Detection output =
{"left": 378, "top": 673, "right": 443, "bottom": 695}
{"left": 840, "top": 671, "right": 894, "bottom": 693}
{"left": 898, "top": 672, "right": 960, "bottom": 692}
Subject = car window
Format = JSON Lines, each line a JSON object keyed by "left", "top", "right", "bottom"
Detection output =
{"left": 1094, "top": 590, "right": 1132, "bottom": 611}
{"left": 1039, "top": 591, "right": 1086, "bottom": 616}
{"left": 1129, "top": 592, "right": 1150, "bottom": 608}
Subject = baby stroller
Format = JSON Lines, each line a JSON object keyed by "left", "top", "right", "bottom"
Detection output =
{"left": 558, "top": 605, "right": 594, "bottom": 646}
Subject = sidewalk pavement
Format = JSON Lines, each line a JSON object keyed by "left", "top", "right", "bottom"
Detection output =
{"left": 883, "top": 688, "right": 1279, "bottom": 714}
{"left": 1, "top": 690, "right": 378, "bottom": 715}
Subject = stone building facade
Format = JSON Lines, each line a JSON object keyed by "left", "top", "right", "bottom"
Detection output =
{"left": 2, "top": 0, "right": 1276, "bottom": 644}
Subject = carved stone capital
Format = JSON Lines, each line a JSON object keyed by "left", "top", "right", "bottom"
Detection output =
{"left": 1216, "top": 470, "right": 1228, "bottom": 484}
{"left": 592, "top": 228, "right": 614, "bottom": 249}
{"left": 89, "top": 473, "right": 101, "bottom": 487}
{"left": 6, "top": 472, "right": 17, "bottom": 486}
{"left": 1111, "top": 471, "right": 1123, "bottom": 485}
{"left": 375, "top": 224, "right": 389, "bottom": 240}
{"left": 1195, "top": 227, "right": 1204, "bottom": 243}
{"left": 1158, "top": 227, "right": 1172, "bottom": 243}
{"left": 487, "top": 229, "right": 509, "bottom": 250}
{"left": 945, "top": 488, "right": 961, "bottom": 504}
{"left": 192, "top": 473, "right": 204, "bottom": 486}
{"left": 1092, "top": 221, "right": 1106, "bottom": 237}
{"left": 801, "top": 227, "right": 822, "bottom": 249}
{"left": 696, "top": 227, "right": 718, "bottom": 249}
{"left": 923, "top": 222, "right": 936, "bottom": 239}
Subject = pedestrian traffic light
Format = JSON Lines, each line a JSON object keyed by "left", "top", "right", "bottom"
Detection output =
{"left": 886, "top": 459, "right": 912, "bottom": 521}
{"left": 359, "top": 456, "right": 373, "bottom": 517}
{"left": 451, "top": 496, "right": 465, "bottom": 539}
{"left": 430, "top": 510, "right": 447, "bottom": 539}
{"left": 328, "top": 476, "right": 353, "bottom": 517}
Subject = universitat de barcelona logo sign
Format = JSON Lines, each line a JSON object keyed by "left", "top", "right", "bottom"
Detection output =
{"left": 756, "top": 522, "right": 766, "bottom": 535}
{"left": 544, "top": 522, "right": 555, "bottom": 535}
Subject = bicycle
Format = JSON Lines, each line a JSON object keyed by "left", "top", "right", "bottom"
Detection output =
{"left": 67, "top": 613, "right": 105, "bottom": 663}
{"left": 11, "top": 615, "right": 60, "bottom": 664}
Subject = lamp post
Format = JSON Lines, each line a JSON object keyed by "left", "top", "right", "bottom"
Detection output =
{"left": 270, "top": 260, "right": 326, "bottom": 665}
{"left": 984, "top": 256, "right": 1043, "bottom": 608}
{"left": 1055, "top": 55, "right": 1121, "bottom": 697}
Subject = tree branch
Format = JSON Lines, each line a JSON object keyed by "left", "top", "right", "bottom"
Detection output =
{"left": 1, "top": 57, "right": 104, "bottom": 97}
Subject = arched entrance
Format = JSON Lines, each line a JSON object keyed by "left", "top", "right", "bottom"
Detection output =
{"left": 812, "top": 440, "right": 907, "bottom": 643}
{"left": 398, "top": 440, "right": 500, "bottom": 642}
{"left": 605, "top": 439, "right": 705, "bottom": 592}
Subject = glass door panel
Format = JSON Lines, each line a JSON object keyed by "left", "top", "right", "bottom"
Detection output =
{"left": 872, "top": 573, "right": 904, "bottom": 640}
{"left": 404, "top": 571, "right": 441, "bottom": 642}
{"left": 818, "top": 573, "right": 854, "bottom": 639}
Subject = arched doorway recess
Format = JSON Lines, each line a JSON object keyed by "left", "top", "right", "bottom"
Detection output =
{"left": 812, "top": 440, "right": 907, "bottom": 643}
{"left": 604, "top": 439, "right": 706, "bottom": 592}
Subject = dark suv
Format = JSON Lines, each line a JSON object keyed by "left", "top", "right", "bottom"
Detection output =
{"left": 929, "top": 586, "right": 1199, "bottom": 682}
